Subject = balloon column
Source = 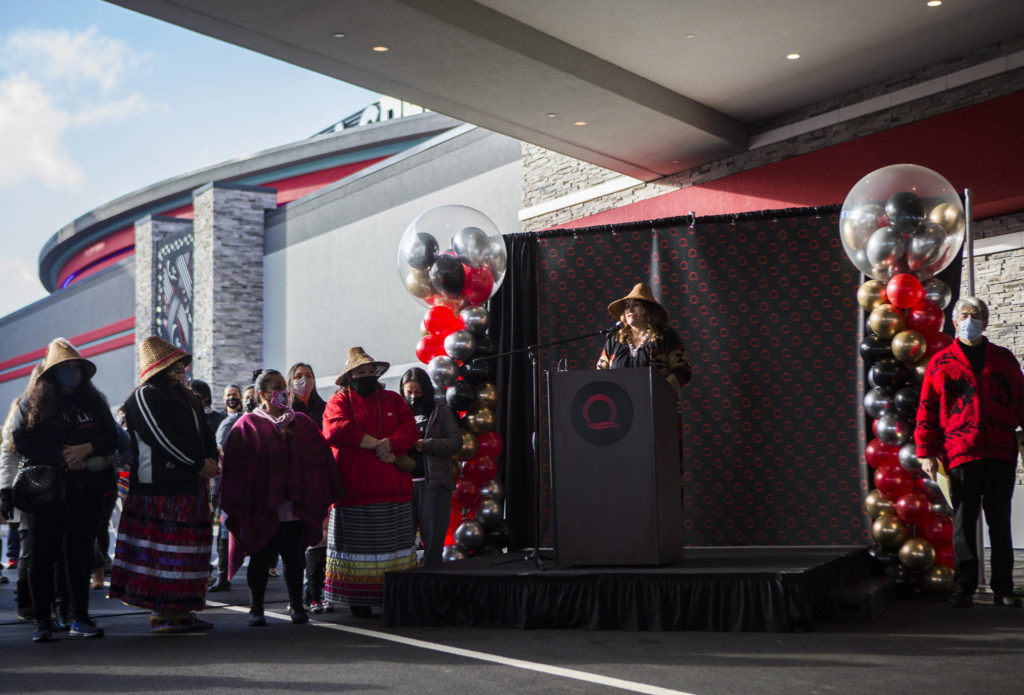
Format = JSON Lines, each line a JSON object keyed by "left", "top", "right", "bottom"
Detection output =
{"left": 398, "top": 205, "right": 512, "bottom": 560}
{"left": 841, "top": 164, "right": 963, "bottom": 596}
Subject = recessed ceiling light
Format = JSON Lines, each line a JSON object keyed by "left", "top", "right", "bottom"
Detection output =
{"left": 546, "top": 112, "right": 558, "bottom": 118}
{"left": 332, "top": 32, "right": 345, "bottom": 38}
{"left": 573, "top": 120, "right": 587, "bottom": 126}
{"left": 684, "top": 33, "right": 696, "bottom": 39}
{"left": 927, "top": 1, "right": 942, "bottom": 6}
{"left": 786, "top": 53, "right": 801, "bottom": 60}
{"left": 372, "top": 45, "right": 389, "bottom": 52}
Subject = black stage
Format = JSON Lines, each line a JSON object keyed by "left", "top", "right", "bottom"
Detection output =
{"left": 383, "top": 546, "right": 869, "bottom": 632}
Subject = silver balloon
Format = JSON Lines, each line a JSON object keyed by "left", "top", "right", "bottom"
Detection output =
{"left": 917, "top": 477, "right": 947, "bottom": 504}
{"left": 840, "top": 203, "right": 883, "bottom": 253}
{"left": 444, "top": 330, "right": 477, "bottom": 361}
{"left": 486, "top": 238, "right": 507, "bottom": 276}
{"left": 907, "top": 222, "right": 947, "bottom": 271}
{"left": 930, "top": 498, "right": 953, "bottom": 516}
{"left": 864, "top": 387, "right": 894, "bottom": 419}
{"left": 442, "top": 545, "right": 467, "bottom": 562}
{"left": 479, "top": 479, "right": 504, "bottom": 503}
{"left": 898, "top": 442, "right": 921, "bottom": 473}
{"left": 922, "top": 277, "right": 952, "bottom": 310}
{"left": 426, "top": 355, "right": 459, "bottom": 390}
{"left": 876, "top": 413, "right": 911, "bottom": 446}
{"left": 460, "top": 305, "right": 490, "bottom": 337}
{"left": 474, "top": 498, "right": 502, "bottom": 529}
{"left": 454, "top": 519, "right": 485, "bottom": 551}
{"left": 453, "top": 226, "right": 492, "bottom": 267}
{"left": 865, "top": 226, "right": 906, "bottom": 275}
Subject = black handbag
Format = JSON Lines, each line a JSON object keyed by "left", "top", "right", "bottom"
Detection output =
{"left": 12, "top": 462, "right": 66, "bottom": 512}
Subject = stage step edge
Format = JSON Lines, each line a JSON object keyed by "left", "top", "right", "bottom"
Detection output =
{"left": 823, "top": 577, "right": 893, "bottom": 622}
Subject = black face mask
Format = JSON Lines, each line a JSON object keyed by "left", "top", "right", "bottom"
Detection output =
{"left": 405, "top": 395, "right": 430, "bottom": 414}
{"left": 349, "top": 375, "right": 378, "bottom": 397}
{"left": 225, "top": 397, "right": 241, "bottom": 411}
{"left": 243, "top": 397, "right": 258, "bottom": 413}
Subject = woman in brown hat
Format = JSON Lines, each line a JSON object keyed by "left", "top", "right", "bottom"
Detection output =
{"left": 596, "top": 282, "right": 692, "bottom": 388}
{"left": 322, "top": 347, "right": 419, "bottom": 617}
{"left": 108, "top": 337, "right": 219, "bottom": 633}
{"left": 10, "top": 339, "right": 119, "bottom": 642}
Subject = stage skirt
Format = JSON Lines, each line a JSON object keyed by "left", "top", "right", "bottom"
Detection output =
{"left": 108, "top": 492, "right": 212, "bottom": 612}
{"left": 325, "top": 502, "right": 417, "bottom": 608}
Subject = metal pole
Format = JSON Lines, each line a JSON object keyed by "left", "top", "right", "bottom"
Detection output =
{"left": 963, "top": 187, "right": 987, "bottom": 589}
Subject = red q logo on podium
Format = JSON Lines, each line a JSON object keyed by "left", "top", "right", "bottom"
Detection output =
{"left": 569, "top": 381, "right": 634, "bottom": 446}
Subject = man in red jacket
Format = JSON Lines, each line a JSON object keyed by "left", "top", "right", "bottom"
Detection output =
{"left": 917, "top": 296, "right": 1024, "bottom": 608}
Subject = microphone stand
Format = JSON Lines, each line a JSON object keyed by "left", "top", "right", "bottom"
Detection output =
{"left": 474, "top": 324, "right": 618, "bottom": 569}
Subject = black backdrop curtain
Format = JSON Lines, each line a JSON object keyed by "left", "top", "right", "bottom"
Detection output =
{"left": 491, "top": 205, "right": 959, "bottom": 548}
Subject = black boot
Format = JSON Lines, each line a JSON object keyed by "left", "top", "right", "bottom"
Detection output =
{"left": 208, "top": 537, "right": 231, "bottom": 592}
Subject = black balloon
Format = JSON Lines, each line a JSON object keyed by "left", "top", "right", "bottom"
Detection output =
{"left": 446, "top": 380, "right": 477, "bottom": 411}
{"left": 485, "top": 520, "right": 511, "bottom": 549}
{"left": 407, "top": 232, "right": 439, "bottom": 270}
{"left": 885, "top": 191, "right": 925, "bottom": 236}
{"left": 474, "top": 334, "right": 496, "bottom": 358}
{"left": 869, "top": 358, "right": 909, "bottom": 390}
{"left": 867, "top": 544, "right": 897, "bottom": 567}
{"left": 859, "top": 334, "right": 893, "bottom": 365}
{"left": 893, "top": 385, "right": 921, "bottom": 417}
{"left": 429, "top": 253, "right": 465, "bottom": 298}
{"left": 460, "top": 359, "right": 494, "bottom": 384}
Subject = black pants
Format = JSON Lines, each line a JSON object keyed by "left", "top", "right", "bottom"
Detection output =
{"left": 948, "top": 457, "right": 1016, "bottom": 596}
{"left": 26, "top": 487, "right": 105, "bottom": 623}
{"left": 304, "top": 546, "right": 326, "bottom": 604}
{"left": 6, "top": 521, "right": 19, "bottom": 560}
{"left": 247, "top": 521, "right": 305, "bottom": 611}
{"left": 412, "top": 480, "right": 452, "bottom": 567}
{"left": 93, "top": 489, "right": 117, "bottom": 571}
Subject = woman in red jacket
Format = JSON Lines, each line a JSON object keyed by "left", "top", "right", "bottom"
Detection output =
{"left": 323, "top": 347, "right": 419, "bottom": 617}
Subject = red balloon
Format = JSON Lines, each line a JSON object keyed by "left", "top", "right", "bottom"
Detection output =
{"left": 415, "top": 333, "right": 445, "bottom": 364}
{"left": 424, "top": 305, "right": 463, "bottom": 336}
{"left": 444, "top": 507, "right": 464, "bottom": 546}
{"left": 920, "top": 514, "right": 953, "bottom": 547}
{"left": 476, "top": 431, "right": 504, "bottom": 458}
{"left": 875, "top": 465, "right": 914, "bottom": 500}
{"left": 906, "top": 300, "right": 944, "bottom": 336}
{"left": 865, "top": 439, "right": 900, "bottom": 469}
{"left": 895, "top": 490, "right": 932, "bottom": 526}
{"left": 886, "top": 274, "right": 924, "bottom": 309}
{"left": 924, "top": 331, "right": 953, "bottom": 359}
{"left": 462, "top": 265, "right": 494, "bottom": 306}
{"left": 463, "top": 455, "right": 498, "bottom": 484}
{"left": 452, "top": 477, "right": 480, "bottom": 508}
{"left": 934, "top": 544, "right": 955, "bottom": 568}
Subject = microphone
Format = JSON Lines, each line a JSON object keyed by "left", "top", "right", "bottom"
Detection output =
{"left": 602, "top": 321, "right": 623, "bottom": 335}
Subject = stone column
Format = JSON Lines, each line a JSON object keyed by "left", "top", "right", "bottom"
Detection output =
{"left": 191, "top": 182, "right": 277, "bottom": 399}
{"left": 133, "top": 215, "right": 194, "bottom": 379}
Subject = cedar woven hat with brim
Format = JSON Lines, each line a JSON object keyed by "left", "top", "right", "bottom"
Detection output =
{"left": 40, "top": 338, "right": 96, "bottom": 381}
{"left": 138, "top": 335, "right": 192, "bottom": 383}
{"left": 335, "top": 347, "right": 390, "bottom": 386}
{"left": 607, "top": 283, "right": 668, "bottom": 323}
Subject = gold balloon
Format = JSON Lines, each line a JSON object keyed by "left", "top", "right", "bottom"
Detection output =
{"left": 420, "top": 320, "right": 429, "bottom": 337}
{"left": 868, "top": 304, "right": 906, "bottom": 339}
{"left": 928, "top": 202, "right": 965, "bottom": 237}
{"left": 865, "top": 489, "right": 894, "bottom": 519}
{"left": 919, "top": 563, "right": 954, "bottom": 596}
{"left": 891, "top": 329, "right": 927, "bottom": 363}
{"left": 898, "top": 537, "right": 935, "bottom": 571}
{"left": 841, "top": 203, "right": 883, "bottom": 251}
{"left": 857, "top": 280, "right": 888, "bottom": 311}
{"left": 476, "top": 382, "right": 498, "bottom": 409}
{"left": 462, "top": 406, "right": 495, "bottom": 435}
{"left": 872, "top": 514, "right": 909, "bottom": 552}
{"left": 455, "top": 429, "right": 477, "bottom": 461}
{"left": 912, "top": 357, "right": 929, "bottom": 384}
{"left": 405, "top": 269, "right": 432, "bottom": 299}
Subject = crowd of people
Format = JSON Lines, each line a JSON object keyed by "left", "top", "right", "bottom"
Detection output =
{"left": 0, "top": 335, "right": 453, "bottom": 642}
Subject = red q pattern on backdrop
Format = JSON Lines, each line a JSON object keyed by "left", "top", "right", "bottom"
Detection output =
{"left": 536, "top": 212, "right": 868, "bottom": 546}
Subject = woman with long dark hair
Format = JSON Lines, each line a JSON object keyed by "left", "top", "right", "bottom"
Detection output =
{"left": 108, "top": 336, "right": 219, "bottom": 633}
{"left": 287, "top": 362, "right": 327, "bottom": 425}
{"left": 221, "top": 369, "right": 340, "bottom": 626}
{"left": 10, "top": 339, "right": 118, "bottom": 642}
{"left": 398, "top": 368, "right": 461, "bottom": 566}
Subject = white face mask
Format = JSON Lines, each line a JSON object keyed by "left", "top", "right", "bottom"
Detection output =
{"left": 958, "top": 317, "right": 984, "bottom": 342}
{"left": 292, "top": 377, "right": 313, "bottom": 398}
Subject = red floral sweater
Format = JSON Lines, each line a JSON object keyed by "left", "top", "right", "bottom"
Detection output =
{"left": 915, "top": 340, "right": 1024, "bottom": 469}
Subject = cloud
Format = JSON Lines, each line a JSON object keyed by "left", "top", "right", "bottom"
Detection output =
{"left": 0, "top": 255, "right": 47, "bottom": 317}
{"left": 0, "top": 27, "right": 158, "bottom": 189}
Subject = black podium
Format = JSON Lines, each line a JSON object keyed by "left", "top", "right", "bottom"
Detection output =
{"left": 547, "top": 367, "right": 683, "bottom": 566}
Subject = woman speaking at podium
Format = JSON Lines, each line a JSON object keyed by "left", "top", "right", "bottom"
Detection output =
{"left": 596, "top": 283, "right": 691, "bottom": 389}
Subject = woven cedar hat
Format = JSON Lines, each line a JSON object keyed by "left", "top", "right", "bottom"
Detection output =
{"left": 607, "top": 283, "right": 668, "bottom": 323}
{"left": 138, "top": 336, "right": 192, "bottom": 383}
{"left": 40, "top": 338, "right": 96, "bottom": 380}
{"left": 335, "top": 347, "right": 389, "bottom": 386}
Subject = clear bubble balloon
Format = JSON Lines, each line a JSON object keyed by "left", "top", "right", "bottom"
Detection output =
{"left": 840, "top": 164, "right": 965, "bottom": 280}
{"left": 397, "top": 205, "right": 507, "bottom": 307}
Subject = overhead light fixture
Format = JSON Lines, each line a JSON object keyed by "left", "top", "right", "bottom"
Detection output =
{"left": 372, "top": 45, "right": 389, "bottom": 52}
{"left": 685, "top": 33, "right": 696, "bottom": 39}
{"left": 332, "top": 32, "right": 345, "bottom": 38}
{"left": 546, "top": 112, "right": 558, "bottom": 118}
{"left": 786, "top": 53, "right": 801, "bottom": 60}
{"left": 573, "top": 120, "right": 587, "bottom": 126}
{"left": 927, "top": 1, "right": 942, "bottom": 6}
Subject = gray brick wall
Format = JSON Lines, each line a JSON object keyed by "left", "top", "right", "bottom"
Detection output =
{"left": 192, "top": 183, "right": 277, "bottom": 401}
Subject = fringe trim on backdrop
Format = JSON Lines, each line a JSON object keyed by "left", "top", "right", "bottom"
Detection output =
{"left": 527, "top": 204, "right": 843, "bottom": 239}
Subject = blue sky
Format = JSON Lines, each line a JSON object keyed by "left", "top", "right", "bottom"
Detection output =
{"left": 0, "top": 0, "right": 379, "bottom": 316}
